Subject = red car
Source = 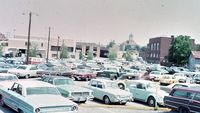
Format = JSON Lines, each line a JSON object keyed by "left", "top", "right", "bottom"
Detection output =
{"left": 73, "top": 69, "right": 96, "bottom": 81}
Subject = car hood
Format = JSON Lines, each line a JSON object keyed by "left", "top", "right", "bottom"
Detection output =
{"left": 26, "top": 95, "right": 77, "bottom": 107}
{"left": 104, "top": 88, "right": 132, "bottom": 96}
{"left": 58, "top": 85, "right": 92, "bottom": 93}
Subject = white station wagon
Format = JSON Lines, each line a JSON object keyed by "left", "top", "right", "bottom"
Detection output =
{"left": 0, "top": 80, "right": 78, "bottom": 113}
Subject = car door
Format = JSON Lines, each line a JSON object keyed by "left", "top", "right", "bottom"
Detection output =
{"left": 189, "top": 92, "right": 200, "bottom": 112}
{"left": 88, "top": 80, "right": 98, "bottom": 98}
{"left": 95, "top": 81, "right": 105, "bottom": 100}
{"left": 130, "top": 83, "right": 147, "bottom": 101}
{"left": 4, "top": 83, "right": 22, "bottom": 111}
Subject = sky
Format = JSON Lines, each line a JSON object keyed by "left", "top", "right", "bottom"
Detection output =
{"left": 0, "top": 0, "right": 200, "bottom": 46}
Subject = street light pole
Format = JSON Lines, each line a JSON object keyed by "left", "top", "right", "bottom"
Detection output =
{"left": 26, "top": 12, "right": 32, "bottom": 65}
{"left": 57, "top": 36, "right": 60, "bottom": 59}
{"left": 46, "top": 27, "right": 51, "bottom": 63}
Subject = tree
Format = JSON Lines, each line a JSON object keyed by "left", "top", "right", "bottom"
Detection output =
{"left": 140, "top": 46, "right": 147, "bottom": 52}
{"left": 168, "top": 35, "right": 193, "bottom": 66}
{"left": 108, "top": 49, "right": 117, "bottom": 60}
{"left": 0, "top": 45, "right": 3, "bottom": 57}
{"left": 29, "top": 44, "right": 38, "bottom": 57}
{"left": 60, "top": 42, "right": 69, "bottom": 59}
{"left": 195, "top": 44, "right": 200, "bottom": 51}
{"left": 87, "top": 50, "right": 94, "bottom": 60}
{"left": 122, "top": 51, "right": 133, "bottom": 61}
{"left": 106, "top": 40, "right": 116, "bottom": 49}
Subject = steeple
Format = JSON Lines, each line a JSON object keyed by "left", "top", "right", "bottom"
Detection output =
{"left": 129, "top": 33, "right": 133, "bottom": 41}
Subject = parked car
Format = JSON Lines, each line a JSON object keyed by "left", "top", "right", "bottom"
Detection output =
{"left": 73, "top": 69, "right": 96, "bottom": 81}
{"left": 7, "top": 65, "right": 42, "bottom": 78}
{"left": 96, "top": 70, "right": 119, "bottom": 80}
{"left": 128, "top": 80, "right": 168, "bottom": 107}
{"left": 164, "top": 87, "right": 200, "bottom": 113}
{"left": 87, "top": 79, "right": 133, "bottom": 105}
{"left": 149, "top": 71, "right": 165, "bottom": 81}
{"left": 116, "top": 74, "right": 140, "bottom": 90}
{"left": 160, "top": 83, "right": 200, "bottom": 93}
{"left": 0, "top": 73, "right": 18, "bottom": 88}
{"left": 193, "top": 73, "right": 200, "bottom": 84}
{"left": 0, "top": 80, "right": 78, "bottom": 113}
{"left": 159, "top": 75, "right": 179, "bottom": 85}
{"left": 41, "top": 75, "right": 93, "bottom": 103}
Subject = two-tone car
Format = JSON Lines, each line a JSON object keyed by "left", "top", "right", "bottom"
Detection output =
{"left": 0, "top": 80, "right": 78, "bottom": 113}
{"left": 128, "top": 80, "right": 168, "bottom": 107}
{"left": 87, "top": 79, "right": 133, "bottom": 105}
{"left": 7, "top": 65, "right": 43, "bottom": 79}
{"left": 41, "top": 75, "right": 93, "bottom": 103}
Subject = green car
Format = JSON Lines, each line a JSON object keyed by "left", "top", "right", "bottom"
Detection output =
{"left": 41, "top": 76, "right": 94, "bottom": 103}
{"left": 128, "top": 80, "right": 168, "bottom": 107}
{"left": 87, "top": 78, "right": 133, "bottom": 105}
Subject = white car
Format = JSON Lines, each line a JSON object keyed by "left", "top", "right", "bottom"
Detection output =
{"left": 7, "top": 65, "right": 42, "bottom": 79}
{"left": 0, "top": 73, "right": 18, "bottom": 88}
{"left": 149, "top": 71, "right": 165, "bottom": 81}
{"left": 0, "top": 80, "right": 78, "bottom": 113}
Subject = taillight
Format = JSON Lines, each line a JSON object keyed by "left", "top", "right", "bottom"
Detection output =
{"left": 35, "top": 108, "right": 40, "bottom": 113}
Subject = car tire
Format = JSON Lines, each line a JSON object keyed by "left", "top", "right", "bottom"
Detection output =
{"left": 120, "top": 102, "right": 127, "bottom": 105}
{"left": 25, "top": 74, "right": 29, "bottom": 79}
{"left": 179, "top": 107, "right": 189, "bottom": 113}
{"left": 103, "top": 96, "right": 111, "bottom": 105}
{"left": 0, "top": 95, "right": 6, "bottom": 107}
{"left": 18, "top": 109, "right": 24, "bottom": 113}
{"left": 147, "top": 96, "right": 156, "bottom": 107}
{"left": 118, "top": 83, "right": 125, "bottom": 90}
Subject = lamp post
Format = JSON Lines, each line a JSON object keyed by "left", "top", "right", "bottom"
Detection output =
{"left": 46, "top": 27, "right": 51, "bottom": 63}
{"left": 26, "top": 12, "right": 32, "bottom": 65}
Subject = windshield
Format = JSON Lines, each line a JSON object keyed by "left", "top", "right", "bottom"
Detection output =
{"left": 54, "top": 79, "right": 74, "bottom": 85}
{"left": 0, "top": 75, "right": 18, "bottom": 81}
{"left": 26, "top": 87, "right": 60, "bottom": 95}
{"left": 17, "top": 66, "right": 27, "bottom": 70}
{"left": 106, "top": 82, "right": 118, "bottom": 88}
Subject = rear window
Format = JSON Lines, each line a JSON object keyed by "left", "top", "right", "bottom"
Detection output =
{"left": 193, "top": 93, "right": 200, "bottom": 101}
{"left": 172, "top": 90, "right": 195, "bottom": 99}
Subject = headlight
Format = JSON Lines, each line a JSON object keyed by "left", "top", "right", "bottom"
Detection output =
{"left": 71, "top": 105, "right": 78, "bottom": 111}
{"left": 35, "top": 108, "right": 40, "bottom": 113}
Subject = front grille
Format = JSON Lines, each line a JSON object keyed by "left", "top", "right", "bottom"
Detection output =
{"left": 40, "top": 106, "right": 72, "bottom": 113}
{"left": 71, "top": 92, "right": 89, "bottom": 98}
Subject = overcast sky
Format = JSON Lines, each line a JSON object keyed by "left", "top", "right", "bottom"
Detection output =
{"left": 0, "top": 0, "right": 200, "bottom": 46}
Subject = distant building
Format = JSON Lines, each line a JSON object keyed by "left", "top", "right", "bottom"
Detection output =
{"left": 120, "top": 33, "right": 137, "bottom": 51}
{"left": 188, "top": 51, "right": 200, "bottom": 71}
{"left": 146, "top": 36, "right": 196, "bottom": 64}
{"left": 0, "top": 35, "right": 76, "bottom": 58}
{"left": 76, "top": 42, "right": 100, "bottom": 57}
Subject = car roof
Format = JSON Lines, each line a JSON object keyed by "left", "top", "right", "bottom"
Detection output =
{"left": 42, "top": 75, "right": 70, "bottom": 79}
{"left": 15, "top": 80, "right": 56, "bottom": 88}
{"left": 174, "top": 87, "right": 200, "bottom": 93}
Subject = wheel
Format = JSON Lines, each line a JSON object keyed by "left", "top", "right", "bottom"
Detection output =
{"left": 147, "top": 96, "right": 156, "bottom": 107}
{"left": 18, "top": 109, "right": 24, "bottom": 113}
{"left": 179, "top": 107, "right": 189, "bottom": 113}
{"left": 25, "top": 74, "right": 29, "bottom": 79}
{"left": 103, "top": 96, "right": 111, "bottom": 105}
{"left": 0, "top": 95, "right": 6, "bottom": 107}
{"left": 118, "top": 84, "right": 125, "bottom": 90}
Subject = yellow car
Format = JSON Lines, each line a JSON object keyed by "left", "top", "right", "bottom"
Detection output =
{"left": 160, "top": 75, "right": 179, "bottom": 85}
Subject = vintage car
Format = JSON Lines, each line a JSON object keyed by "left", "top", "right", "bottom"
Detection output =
{"left": 41, "top": 76, "right": 93, "bottom": 103}
{"left": 193, "top": 73, "right": 200, "bottom": 84}
{"left": 160, "top": 83, "right": 200, "bottom": 93}
{"left": 73, "top": 69, "right": 96, "bottom": 81}
{"left": 0, "top": 73, "right": 18, "bottom": 88}
{"left": 128, "top": 80, "right": 168, "bottom": 107}
{"left": 96, "top": 70, "right": 119, "bottom": 80}
{"left": 7, "top": 65, "right": 43, "bottom": 79}
{"left": 116, "top": 74, "right": 140, "bottom": 90}
{"left": 0, "top": 80, "right": 78, "bottom": 113}
{"left": 36, "top": 66, "right": 74, "bottom": 78}
{"left": 149, "top": 71, "right": 165, "bottom": 81}
{"left": 87, "top": 79, "right": 133, "bottom": 105}
{"left": 164, "top": 87, "right": 200, "bottom": 113}
{"left": 160, "top": 73, "right": 188, "bottom": 85}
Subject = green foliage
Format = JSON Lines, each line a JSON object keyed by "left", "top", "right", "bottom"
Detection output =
{"left": 107, "top": 40, "right": 116, "bottom": 49}
{"left": 87, "top": 50, "right": 94, "bottom": 60}
{"left": 29, "top": 44, "right": 37, "bottom": 57}
{"left": 0, "top": 45, "right": 3, "bottom": 57}
{"left": 168, "top": 35, "right": 193, "bottom": 66}
{"left": 108, "top": 49, "right": 117, "bottom": 60}
{"left": 140, "top": 46, "right": 147, "bottom": 52}
{"left": 195, "top": 44, "right": 200, "bottom": 51}
{"left": 60, "top": 42, "right": 69, "bottom": 59}
{"left": 122, "top": 51, "right": 133, "bottom": 61}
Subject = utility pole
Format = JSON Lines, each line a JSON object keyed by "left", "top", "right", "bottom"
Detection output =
{"left": 26, "top": 12, "right": 32, "bottom": 65}
{"left": 46, "top": 27, "right": 51, "bottom": 63}
{"left": 57, "top": 36, "right": 60, "bottom": 59}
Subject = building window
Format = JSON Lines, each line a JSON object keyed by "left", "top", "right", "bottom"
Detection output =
{"left": 156, "top": 54, "right": 159, "bottom": 58}
{"left": 51, "top": 46, "right": 60, "bottom": 51}
{"left": 1, "top": 43, "right": 8, "bottom": 46}
{"left": 150, "top": 53, "right": 152, "bottom": 57}
{"left": 25, "top": 42, "right": 27, "bottom": 46}
{"left": 151, "top": 44, "right": 153, "bottom": 50}
{"left": 41, "top": 43, "right": 43, "bottom": 47}
{"left": 153, "top": 53, "right": 155, "bottom": 58}
{"left": 157, "top": 43, "right": 159, "bottom": 50}
{"left": 154, "top": 43, "right": 156, "bottom": 50}
{"left": 52, "top": 54, "right": 57, "bottom": 58}
{"left": 93, "top": 47, "right": 97, "bottom": 51}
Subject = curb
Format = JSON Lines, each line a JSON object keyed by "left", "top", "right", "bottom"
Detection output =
{"left": 79, "top": 104, "right": 171, "bottom": 111}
